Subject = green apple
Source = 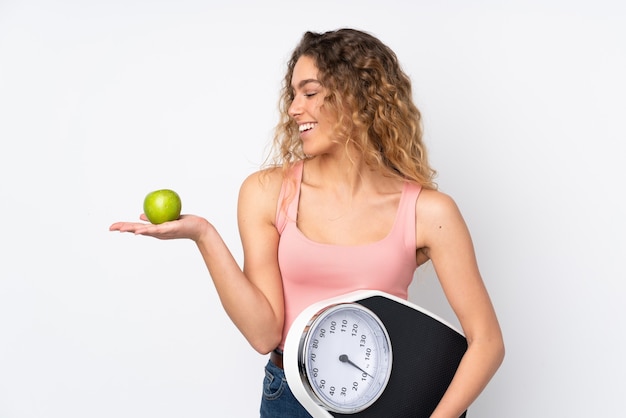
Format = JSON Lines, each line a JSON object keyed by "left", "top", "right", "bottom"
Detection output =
{"left": 143, "top": 189, "right": 182, "bottom": 224}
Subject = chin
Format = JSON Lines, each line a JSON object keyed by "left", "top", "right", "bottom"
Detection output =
{"left": 302, "top": 144, "right": 332, "bottom": 158}
{"left": 301, "top": 145, "right": 318, "bottom": 157}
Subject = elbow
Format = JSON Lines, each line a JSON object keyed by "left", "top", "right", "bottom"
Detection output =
{"left": 253, "top": 342, "right": 279, "bottom": 356}
{"left": 486, "top": 334, "right": 506, "bottom": 370}
{"left": 493, "top": 328, "right": 506, "bottom": 362}
{"left": 497, "top": 338, "right": 506, "bottom": 366}
{"left": 467, "top": 332, "right": 506, "bottom": 370}
{"left": 250, "top": 328, "right": 283, "bottom": 355}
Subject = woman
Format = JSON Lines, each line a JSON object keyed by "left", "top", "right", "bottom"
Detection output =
{"left": 110, "top": 28, "right": 504, "bottom": 418}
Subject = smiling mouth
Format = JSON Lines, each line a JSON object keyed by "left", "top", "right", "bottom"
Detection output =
{"left": 299, "top": 122, "right": 317, "bottom": 133}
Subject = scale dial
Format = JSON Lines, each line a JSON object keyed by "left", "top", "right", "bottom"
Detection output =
{"left": 298, "top": 303, "right": 393, "bottom": 414}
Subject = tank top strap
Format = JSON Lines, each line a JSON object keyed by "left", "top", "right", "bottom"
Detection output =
{"left": 275, "top": 160, "right": 304, "bottom": 234}
{"left": 394, "top": 182, "right": 422, "bottom": 251}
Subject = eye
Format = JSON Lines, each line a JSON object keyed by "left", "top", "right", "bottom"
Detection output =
{"left": 304, "top": 92, "right": 318, "bottom": 98}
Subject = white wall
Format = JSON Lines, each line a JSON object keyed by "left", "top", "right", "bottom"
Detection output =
{"left": 1, "top": 1, "right": 624, "bottom": 417}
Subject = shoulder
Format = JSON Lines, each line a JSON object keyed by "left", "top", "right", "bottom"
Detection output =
{"left": 240, "top": 166, "right": 284, "bottom": 194}
{"left": 415, "top": 189, "right": 468, "bottom": 251}
{"left": 415, "top": 188, "right": 461, "bottom": 220}
{"left": 238, "top": 166, "right": 285, "bottom": 226}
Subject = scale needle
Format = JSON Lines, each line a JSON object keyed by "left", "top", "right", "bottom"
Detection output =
{"left": 339, "top": 354, "right": 373, "bottom": 378}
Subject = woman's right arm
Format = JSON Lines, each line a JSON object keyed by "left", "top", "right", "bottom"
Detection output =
{"left": 197, "top": 169, "right": 285, "bottom": 354}
{"left": 109, "top": 168, "right": 285, "bottom": 354}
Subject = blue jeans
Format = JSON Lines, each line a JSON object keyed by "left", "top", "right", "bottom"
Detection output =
{"left": 260, "top": 359, "right": 312, "bottom": 417}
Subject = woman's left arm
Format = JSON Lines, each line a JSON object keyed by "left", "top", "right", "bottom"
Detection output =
{"left": 415, "top": 190, "right": 505, "bottom": 418}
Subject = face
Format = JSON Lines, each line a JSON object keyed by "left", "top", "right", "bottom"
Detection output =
{"left": 288, "top": 55, "right": 339, "bottom": 157}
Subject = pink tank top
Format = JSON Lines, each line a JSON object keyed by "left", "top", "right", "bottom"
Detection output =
{"left": 275, "top": 161, "right": 421, "bottom": 349}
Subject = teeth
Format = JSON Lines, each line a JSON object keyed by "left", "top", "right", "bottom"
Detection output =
{"left": 299, "top": 123, "right": 316, "bottom": 132}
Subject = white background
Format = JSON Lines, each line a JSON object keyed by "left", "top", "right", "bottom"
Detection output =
{"left": 1, "top": 1, "right": 624, "bottom": 417}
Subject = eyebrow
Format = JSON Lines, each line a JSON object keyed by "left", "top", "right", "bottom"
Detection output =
{"left": 292, "top": 79, "right": 322, "bottom": 89}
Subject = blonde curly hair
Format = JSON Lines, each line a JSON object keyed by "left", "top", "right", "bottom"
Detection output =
{"left": 267, "top": 28, "right": 437, "bottom": 189}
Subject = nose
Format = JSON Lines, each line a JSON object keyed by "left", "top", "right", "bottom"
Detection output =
{"left": 288, "top": 96, "right": 303, "bottom": 119}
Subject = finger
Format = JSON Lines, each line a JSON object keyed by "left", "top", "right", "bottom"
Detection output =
{"left": 109, "top": 222, "right": 147, "bottom": 233}
{"left": 109, "top": 222, "right": 125, "bottom": 231}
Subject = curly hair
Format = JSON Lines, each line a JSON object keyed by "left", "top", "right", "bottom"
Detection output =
{"left": 267, "top": 28, "right": 437, "bottom": 189}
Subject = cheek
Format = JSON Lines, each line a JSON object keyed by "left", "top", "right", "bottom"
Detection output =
{"left": 317, "top": 102, "right": 340, "bottom": 127}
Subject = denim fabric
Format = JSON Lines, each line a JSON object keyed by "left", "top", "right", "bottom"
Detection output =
{"left": 260, "top": 359, "right": 312, "bottom": 418}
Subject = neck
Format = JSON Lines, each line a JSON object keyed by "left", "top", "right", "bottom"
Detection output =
{"left": 305, "top": 152, "right": 373, "bottom": 194}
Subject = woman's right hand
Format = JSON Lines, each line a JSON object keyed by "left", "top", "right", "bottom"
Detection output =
{"left": 109, "top": 214, "right": 211, "bottom": 242}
